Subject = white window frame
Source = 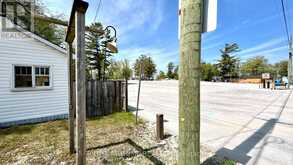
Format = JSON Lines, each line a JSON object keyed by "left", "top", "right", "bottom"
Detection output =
{"left": 11, "top": 64, "right": 53, "bottom": 92}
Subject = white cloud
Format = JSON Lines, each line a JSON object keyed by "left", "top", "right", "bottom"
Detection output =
{"left": 89, "top": 0, "right": 165, "bottom": 45}
{"left": 240, "top": 45, "right": 287, "bottom": 58}
{"left": 203, "top": 13, "right": 280, "bottom": 43}
{"left": 202, "top": 42, "right": 223, "bottom": 51}
{"left": 238, "top": 37, "right": 285, "bottom": 56}
{"left": 42, "top": 0, "right": 165, "bottom": 45}
{"left": 114, "top": 46, "right": 178, "bottom": 71}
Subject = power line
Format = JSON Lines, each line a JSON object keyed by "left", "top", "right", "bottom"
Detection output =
{"left": 284, "top": 0, "right": 292, "bottom": 33}
{"left": 93, "top": 0, "right": 102, "bottom": 23}
{"left": 273, "top": 0, "right": 289, "bottom": 46}
{"left": 280, "top": 0, "right": 291, "bottom": 44}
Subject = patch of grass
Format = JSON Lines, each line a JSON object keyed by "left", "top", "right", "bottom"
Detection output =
{"left": 223, "top": 160, "right": 236, "bottom": 165}
{"left": 0, "top": 112, "right": 143, "bottom": 164}
{"left": 88, "top": 112, "right": 143, "bottom": 126}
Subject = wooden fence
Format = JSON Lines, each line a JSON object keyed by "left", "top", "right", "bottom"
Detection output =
{"left": 73, "top": 80, "right": 127, "bottom": 117}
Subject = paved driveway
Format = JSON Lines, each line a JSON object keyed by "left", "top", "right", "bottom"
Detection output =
{"left": 128, "top": 80, "right": 293, "bottom": 165}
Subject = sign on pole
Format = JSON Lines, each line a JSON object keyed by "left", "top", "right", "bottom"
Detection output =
{"left": 202, "top": 0, "right": 218, "bottom": 33}
{"left": 178, "top": 0, "right": 182, "bottom": 39}
{"left": 178, "top": 0, "right": 218, "bottom": 39}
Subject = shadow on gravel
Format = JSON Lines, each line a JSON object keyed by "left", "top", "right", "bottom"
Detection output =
{"left": 87, "top": 138, "right": 165, "bottom": 165}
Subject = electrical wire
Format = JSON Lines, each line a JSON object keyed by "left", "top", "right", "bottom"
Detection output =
{"left": 284, "top": 0, "right": 293, "bottom": 39}
{"left": 280, "top": 0, "right": 291, "bottom": 44}
{"left": 92, "top": 0, "right": 102, "bottom": 23}
{"left": 284, "top": 0, "right": 292, "bottom": 33}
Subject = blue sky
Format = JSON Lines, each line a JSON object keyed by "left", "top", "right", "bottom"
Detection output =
{"left": 44, "top": 0, "right": 293, "bottom": 72}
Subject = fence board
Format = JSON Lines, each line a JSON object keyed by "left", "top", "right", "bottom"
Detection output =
{"left": 74, "top": 80, "right": 126, "bottom": 117}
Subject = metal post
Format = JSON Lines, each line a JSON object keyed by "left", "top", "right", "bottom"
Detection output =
{"left": 75, "top": 8, "right": 86, "bottom": 165}
{"left": 288, "top": 36, "right": 292, "bottom": 88}
{"left": 136, "top": 63, "right": 143, "bottom": 124}
{"left": 125, "top": 79, "right": 128, "bottom": 112}
{"left": 179, "top": 0, "right": 202, "bottom": 164}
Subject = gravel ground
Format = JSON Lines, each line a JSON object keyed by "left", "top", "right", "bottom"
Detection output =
{"left": 0, "top": 112, "right": 225, "bottom": 165}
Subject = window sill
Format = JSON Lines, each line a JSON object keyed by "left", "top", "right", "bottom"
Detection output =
{"left": 11, "top": 87, "right": 53, "bottom": 92}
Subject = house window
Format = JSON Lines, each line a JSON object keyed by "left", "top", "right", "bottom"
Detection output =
{"left": 35, "top": 67, "right": 50, "bottom": 87}
{"left": 15, "top": 66, "right": 32, "bottom": 87}
{"left": 13, "top": 65, "right": 51, "bottom": 89}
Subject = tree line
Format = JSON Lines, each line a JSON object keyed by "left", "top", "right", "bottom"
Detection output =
{"left": 201, "top": 43, "right": 288, "bottom": 81}
{"left": 108, "top": 42, "right": 288, "bottom": 82}
{"left": 159, "top": 43, "right": 289, "bottom": 81}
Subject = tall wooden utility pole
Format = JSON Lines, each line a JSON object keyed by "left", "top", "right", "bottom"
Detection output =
{"left": 75, "top": 5, "right": 87, "bottom": 165}
{"left": 178, "top": 0, "right": 202, "bottom": 164}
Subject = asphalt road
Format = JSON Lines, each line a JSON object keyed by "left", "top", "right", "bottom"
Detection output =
{"left": 128, "top": 80, "right": 293, "bottom": 165}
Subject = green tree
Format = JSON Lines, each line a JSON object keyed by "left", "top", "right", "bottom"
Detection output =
{"left": 167, "top": 62, "right": 175, "bottom": 79}
{"left": 121, "top": 59, "right": 132, "bottom": 80}
{"left": 107, "top": 60, "right": 121, "bottom": 79}
{"left": 275, "top": 60, "right": 288, "bottom": 77}
{"left": 241, "top": 56, "right": 270, "bottom": 77}
{"left": 173, "top": 65, "right": 179, "bottom": 80}
{"left": 133, "top": 55, "right": 157, "bottom": 80}
{"left": 217, "top": 43, "right": 240, "bottom": 80}
{"left": 108, "top": 59, "right": 132, "bottom": 80}
{"left": 201, "top": 63, "right": 219, "bottom": 81}
{"left": 157, "top": 71, "right": 166, "bottom": 80}
{"left": 85, "top": 22, "right": 115, "bottom": 80}
{"left": 34, "top": 1, "right": 66, "bottom": 45}
{"left": 6, "top": 0, "right": 66, "bottom": 45}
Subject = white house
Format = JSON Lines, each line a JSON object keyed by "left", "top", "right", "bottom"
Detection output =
{"left": 0, "top": 17, "right": 69, "bottom": 127}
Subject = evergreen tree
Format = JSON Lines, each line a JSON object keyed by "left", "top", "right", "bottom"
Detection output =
{"left": 167, "top": 62, "right": 175, "bottom": 79}
{"left": 217, "top": 43, "right": 240, "bottom": 80}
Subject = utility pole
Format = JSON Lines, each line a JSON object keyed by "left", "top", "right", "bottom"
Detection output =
{"left": 288, "top": 36, "right": 292, "bottom": 88}
{"left": 179, "top": 0, "right": 202, "bottom": 164}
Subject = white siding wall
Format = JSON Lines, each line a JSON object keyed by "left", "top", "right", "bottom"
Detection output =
{"left": 0, "top": 36, "right": 68, "bottom": 126}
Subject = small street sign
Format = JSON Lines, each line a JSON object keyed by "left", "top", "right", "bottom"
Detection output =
{"left": 202, "top": 0, "right": 218, "bottom": 33}
{"left": 178, "top": 0, "right": 218, "bottom": 39}
{"left": 262, "top": 73, "right": 271, "bottom": 79}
